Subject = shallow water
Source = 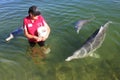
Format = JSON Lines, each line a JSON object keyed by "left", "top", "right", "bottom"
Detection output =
{"left": 0, "top": 0, "right": 120, "bottom": 80}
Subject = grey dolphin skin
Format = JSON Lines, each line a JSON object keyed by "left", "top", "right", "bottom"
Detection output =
{"left": 66, "top": 21, "right": 112, "bottom": 61}
{"left": 75, "top": 16, "right": 95, "bottom": 34}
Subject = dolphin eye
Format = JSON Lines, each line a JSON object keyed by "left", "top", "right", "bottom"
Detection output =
{"left": 79, "top": 48, "right": 86, "bottom": 56}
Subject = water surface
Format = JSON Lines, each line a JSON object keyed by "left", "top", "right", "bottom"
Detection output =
{"left": 0, "top": 0, "right": 120, "bottom": 80}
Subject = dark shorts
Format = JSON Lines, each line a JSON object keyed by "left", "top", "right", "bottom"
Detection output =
{"left": 29, "top": 41, "right": 45, "bottom": 47}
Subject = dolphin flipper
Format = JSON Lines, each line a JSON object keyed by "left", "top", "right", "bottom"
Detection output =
{"left": 89, "top": 53, "right": 100, "bottom": 58}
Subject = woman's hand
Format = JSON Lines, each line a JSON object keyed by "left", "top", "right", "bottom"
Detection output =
{"left": 41, "top": 36, "right": 48, "bottom": 41}
{"left": 33, "top": 36, "right": 42, "bottom": 42}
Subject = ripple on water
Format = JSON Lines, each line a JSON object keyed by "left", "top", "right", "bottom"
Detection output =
{"left": 0, "top": 0, "right": 120, "bottom": 80}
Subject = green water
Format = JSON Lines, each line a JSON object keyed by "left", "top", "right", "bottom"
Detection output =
{"left": 0, "top": 0, "right": 120, "bottom": 80}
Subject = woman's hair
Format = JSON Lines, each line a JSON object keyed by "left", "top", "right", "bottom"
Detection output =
{"left": 28, "top": 5, "right": 41, "bottom": 16}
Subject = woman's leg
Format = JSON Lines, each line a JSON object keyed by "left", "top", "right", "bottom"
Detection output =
{"left": 38, "top": 41, "right": 45, "bottom": 47}
{"left": 38, "top": 41, "right": 51, "bottom": 54}
{"left": 29, "top": 41, "right": 36, "bottom": 48}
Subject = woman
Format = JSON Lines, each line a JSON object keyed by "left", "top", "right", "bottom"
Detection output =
{"left": 23, "top": 5, "right": 50, "bottom": 49}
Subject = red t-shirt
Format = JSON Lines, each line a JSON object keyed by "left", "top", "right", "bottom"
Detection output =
{"left": 23, "top": 15, "right": 45, "bottom": 42}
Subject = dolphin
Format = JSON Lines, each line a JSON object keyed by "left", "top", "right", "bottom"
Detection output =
{"left": 75, "top": 16, "right": 95, "bottom": 34}
{"left": 66, "top": 21, "right": 112, "bottom": 61}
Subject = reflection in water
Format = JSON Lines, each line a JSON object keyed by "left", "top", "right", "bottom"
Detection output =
{"left": 27, "top": 45, "right": 50, "bottom": 64}
{"left": 56, "top": 65, "right": 73, "bottom": 80}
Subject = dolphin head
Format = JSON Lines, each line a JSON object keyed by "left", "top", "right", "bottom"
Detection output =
{"left": 74, "top": 25, "right": 81, "bottom": 34}
{"left": 74, "top": 20, "right": 91, "bottom": 34}
{"left": 65, "top": 48, "right": 87, "bottom": 61}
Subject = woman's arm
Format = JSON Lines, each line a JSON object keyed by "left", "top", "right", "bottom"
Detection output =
{"left": 24, "top": 26, "right": 42, "bottom": 42}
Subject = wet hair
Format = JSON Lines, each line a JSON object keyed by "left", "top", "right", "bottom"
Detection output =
{"left": 28, "top": 5, "right": 41, "bottom": 16}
